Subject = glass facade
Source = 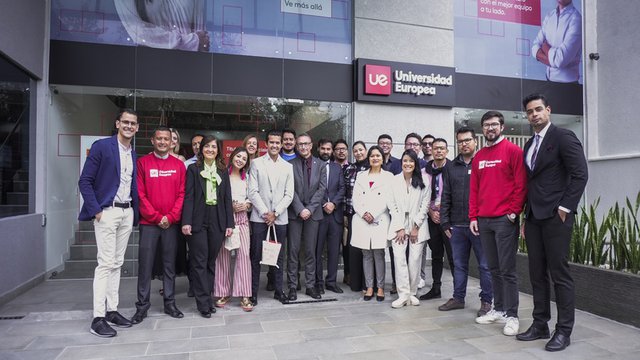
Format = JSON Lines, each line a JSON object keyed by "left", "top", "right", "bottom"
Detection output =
{"left": 0, "top": 56, "right": 31, "bottom": 219}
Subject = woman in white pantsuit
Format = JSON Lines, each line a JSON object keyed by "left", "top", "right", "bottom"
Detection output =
{"left": 388, "top": 150, "right": 432, "bottom": 308}
{"left": 351, "top": 146, "right": 395, "bottom": 302}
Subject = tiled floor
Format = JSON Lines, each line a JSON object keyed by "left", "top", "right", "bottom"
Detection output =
{"left": 1, "top": 269, "right": 639, "bottom": 359}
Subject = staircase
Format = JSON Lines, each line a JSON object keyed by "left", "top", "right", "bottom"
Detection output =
{"left": 52, "top": 222, "right": 140, "bottom": 279}
{"left": 0, "top": 169, "right": 29, "bottom": 218}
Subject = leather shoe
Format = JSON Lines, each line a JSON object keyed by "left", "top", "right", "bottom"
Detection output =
{"left": 274, "top": 290, "right": 289, "bottom": 304}
{"left": 419, "top": 288, "right": 441, "bottom": 300}
{"left": 90, "top": 317, "right": 117, "bottom": 337}
{"left": 130, "top": 309, "right": 147, "bottom": 325}
{"left": 315, "top": 284, "right": 325, "bottom": 295}
{"left": 199, "top": 310, "right": 211, "bottom": 318}
{"left": 516, "top": 325, "right": 550, "bottom": 341}
{"left": 164, "top": 304, "right": 184, "bottom": 319}
{"left": 545, "top": 331, "right": 570, "bottom": 352}
{"left": 326, "top": 284, "right": 343, "bottom": 294}
{"left": 287, "top": 288, "right": 297, "bottom": 301}
{"left": 105, "top": 311, "right": 132, "bottom": 328}
{"left": 250, "top": 296, "right": 258, "bottom": 306}
{"left": 209, "top": 306, "right": 217, "bottom": 314}
{"left": 306, "top": 288, "right": 322, "bottom": 299}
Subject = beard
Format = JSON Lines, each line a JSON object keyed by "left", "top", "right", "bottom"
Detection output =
{"left": 319, "top": 153, "right": 331, "bottom": 161}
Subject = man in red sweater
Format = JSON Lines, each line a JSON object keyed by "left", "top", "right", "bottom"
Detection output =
{"left": 131, "top": 127, "right": 186, "bottom": 324}
{"left": 469, "top": 111, "right": 527, "bottom": 337}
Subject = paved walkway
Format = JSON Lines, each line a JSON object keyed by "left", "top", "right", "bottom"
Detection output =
{"left": 1, "top": 270, "right": 639, "bottom": 360}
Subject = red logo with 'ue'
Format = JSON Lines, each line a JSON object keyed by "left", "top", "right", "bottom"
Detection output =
{"left": 364, "top": 64, "right": 391, "bottom": 95}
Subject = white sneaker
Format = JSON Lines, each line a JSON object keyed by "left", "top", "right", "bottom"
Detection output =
{"left": 391, "top": 297, "right": 409, "bottom": 309}
{"left": 409, "top": 295, "right": 420, "bottom": 306}
{"left": 503, "top": 317, "right": 520, "bottom": 336}
{"left": 475, "top": 309, "right": 507, "bottom": 324}
{"left": 418, "top": 279, "right": 426, "bottom": 289}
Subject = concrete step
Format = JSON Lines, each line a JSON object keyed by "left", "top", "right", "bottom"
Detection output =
{"left": 52, "top": 259, "right": 138, "bottom": 279}
{"left": 69, "top": 243, "right": 138, "bottom": 260}
{"left": 6, "top": 192, "right": 28, "bottom": 205}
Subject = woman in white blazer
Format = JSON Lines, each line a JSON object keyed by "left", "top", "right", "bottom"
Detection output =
{"left": 351, "top": 146, "right": 395, "bottom": 301}
{"left": 388, "top": 150, "right": 432, "bottom": 308}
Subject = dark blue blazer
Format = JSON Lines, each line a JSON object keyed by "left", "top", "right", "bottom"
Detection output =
{"left": 323, "top": 162, "right": 346, "bottom": 223}
{"left": 78, "top": 135, "right": 139, "bottom": 224}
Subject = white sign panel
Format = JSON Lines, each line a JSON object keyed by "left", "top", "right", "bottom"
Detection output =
{"left": 281, "top": 0, "right": 332, "bottom": 18}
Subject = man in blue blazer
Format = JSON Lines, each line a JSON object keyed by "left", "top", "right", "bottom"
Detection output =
{"left": 315, "top": 139, "right": 346, "bottom": 294}
{"left": 78, "top": 109, "right": 140, "bottom": 338}
{"left": 516, "top": 94, "right": 588, "bottom": 352}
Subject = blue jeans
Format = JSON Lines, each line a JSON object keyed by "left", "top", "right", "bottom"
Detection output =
{"left": 450, "top": 226, "right": 493, "bottom": 304}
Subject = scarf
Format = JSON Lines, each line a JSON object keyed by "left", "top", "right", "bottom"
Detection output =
{"left": 200, "top": 162, "right": 222, "bottom": 205}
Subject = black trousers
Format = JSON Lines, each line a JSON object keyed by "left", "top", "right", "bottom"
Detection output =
{"left": 316, "top": 214, "right": 342, "bottom": 287}
{"left": 525, "top": 212, "right": 575, "bottom": 335}
{"left": 136, "top": 224, "right": 178, "bottom": 312}
{"left": 187, "top": 206, "right": 223, "bottom": 313}
{"left": 250, "top": 222, "right": 286, "bottom": 298}
{"left": 427, "top": 218, "right": 454, "bottom": 287}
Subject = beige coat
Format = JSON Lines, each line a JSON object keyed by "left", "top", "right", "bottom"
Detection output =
{"left": 387, "top": 173, "right": 432, "bottom": 243}
{"left": 351, "top": 169, "right": 395, "bottom": 250}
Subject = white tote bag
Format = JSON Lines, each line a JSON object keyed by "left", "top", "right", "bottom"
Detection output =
{"left": 224, "top": 228, "right": 240, "bottom": 251}
{"left": 260, "top": 224, "right": 282, "bottom": 268}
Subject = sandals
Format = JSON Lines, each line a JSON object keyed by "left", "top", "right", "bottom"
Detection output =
{"left": 215, "top": 296, "right": 230, "bottom": 308}
{"left": 240, "top": 297, "right": 254, "bottom": 312}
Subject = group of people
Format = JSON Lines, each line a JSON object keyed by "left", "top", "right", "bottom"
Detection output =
{"left": 78, "top": 93, "right": 588, "bottom": 353}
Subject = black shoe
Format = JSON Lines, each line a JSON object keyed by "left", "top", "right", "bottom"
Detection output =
{"left": 90, "top": 317, "right": 117, "bottom": 338}
{"left": 105, "top": 311, "right": 132, "bottom": 328}
{"left": 315, "top": 284, "right": 325, "bottom": 295}
{"left": 275, "top": 290, "right": 289, "bottom": 304}
{"left": 250, "top": 296, "right": 258, "bottom": 306}
{"left": 305, "top": 288, "right": 321, "bottom": 299}
{"left": 545, "top": 331, "right": 570, "bottom": 352}
{"left": 209, "top": 306, "right": 217, "bottom": 314}
{"left": 376, "top": 292, "right": 385, "bottom": 302}
{"left": 363, "top": 290, "right": 373, "bottom": 301}
{"left": 164, "top": 304, "right": 184, "bottom": 319}
{"left": 199, "top": 310, "right": 211, "bottom": 318}
{"left": 130, "top": 310, "right": 147, "bottom": 325}
{"left": 287, "top": 288, "right": 297, "bottom": 301}
{"left": 419, "top": 287, "right": 441, "bottom": 300}
{"left": 516, "top": 325, "right": 550, "bottom": 341}
{"left": 326, "top": 284, "right": 344, "bottom": 294}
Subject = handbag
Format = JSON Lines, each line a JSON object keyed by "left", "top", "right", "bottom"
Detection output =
{"left": 224, "top": 228, "right": 241, "bottom": 251}
{"left": 260, "top": 224, "right": 282, "bottom": 268}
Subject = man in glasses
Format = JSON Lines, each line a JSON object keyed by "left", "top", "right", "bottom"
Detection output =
{"left": 389, "top": 133, "right": 428, "bottom": 174}
{"left": 333, "top": 139, "right": 349, "bottom": 168}
{"left": 79, "top": 109, "right": 140, "bottom": 337}
{"left": 469, "top": 111, "right": 527, "bottom": 337}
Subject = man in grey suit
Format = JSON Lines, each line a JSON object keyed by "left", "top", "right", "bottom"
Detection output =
{"left": 248, "top": 129, "right": 295, "bottom": 305}
{"left": 287, "top": 133, "right": 327, "bottom": 300}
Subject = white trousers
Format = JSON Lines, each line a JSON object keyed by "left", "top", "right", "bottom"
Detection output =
{"left": 92, "top": 206, "right": 133, "bottom": 318}
{"left": 392, "top": 239, "right": 425, "bottom": 300}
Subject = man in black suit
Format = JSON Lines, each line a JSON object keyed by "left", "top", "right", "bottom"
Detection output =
{"left": 287, "top": 133, "right": 328, "bottom": 300}
{"left": 315, "top": 139, "right": 346, "bottom": 294}
{"left": 516, "top": 94, "right": 588, "bottom": 352}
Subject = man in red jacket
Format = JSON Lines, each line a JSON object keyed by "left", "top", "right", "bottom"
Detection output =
{"left": 131, "top": 126, "right": 186, "bottom": 324}
{"left": 469, "top": 111, "right": 527, "bottom": 337}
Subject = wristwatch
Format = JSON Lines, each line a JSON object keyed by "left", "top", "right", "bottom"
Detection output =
{"left": 507, "top": 213, "right": 517, "bottom": 221}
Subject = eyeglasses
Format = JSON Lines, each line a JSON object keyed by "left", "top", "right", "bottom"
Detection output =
{"left": 378, "top": 141, "right": 392, "bottom": 146}
{"left": 456, "top": 138, "right": 474, "bottom": 145}
{"left": 297, "top": 142, "right": 312, "bottom": 148}
{"left": 421, "top": 142, "right": 433, "bottom": 147}
{"left": 432, "top": 146, "right": 447, "bottom": 151}
{"left": 405, "top": 142, "right": 421, "bottom": 148}
{"left": 482, "top": 122, "right": 502, "bottom": 129}
{"left": 334, "top": 148, "right": 347, "bottom": 152}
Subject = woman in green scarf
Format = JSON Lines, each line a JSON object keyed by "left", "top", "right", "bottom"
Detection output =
{"left": 182, "top": 135, "right": 234, "bottom": 318}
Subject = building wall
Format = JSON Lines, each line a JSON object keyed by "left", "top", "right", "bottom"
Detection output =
{"left": 0, "top": 0, "right": 48, "bottom": 303}
{"left": 583, "top": 0, "right": 640, "bottom": 209}
{"left": 353, "top": 0, "right": 455, "bottom": 154}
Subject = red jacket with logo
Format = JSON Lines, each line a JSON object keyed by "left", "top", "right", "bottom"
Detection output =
{"left": 469, "top": 138, "right": 527, "bottom": 221}
{"left": 136, "top": 154, "right": 186, "bottom": 225}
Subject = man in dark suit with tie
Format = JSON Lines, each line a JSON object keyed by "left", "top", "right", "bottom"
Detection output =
{"left": 287, "top": 133, "right": 327, "bottom": 300}
{"left": 516, "top": 94, "right": 588, "bottom": 352}
{"left": 315, "top": 139, "right": 346, "bottom": 294}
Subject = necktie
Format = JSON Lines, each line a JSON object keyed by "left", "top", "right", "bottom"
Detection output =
{"left": 531, "top": 134, "right": 541, "bottom": 170}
